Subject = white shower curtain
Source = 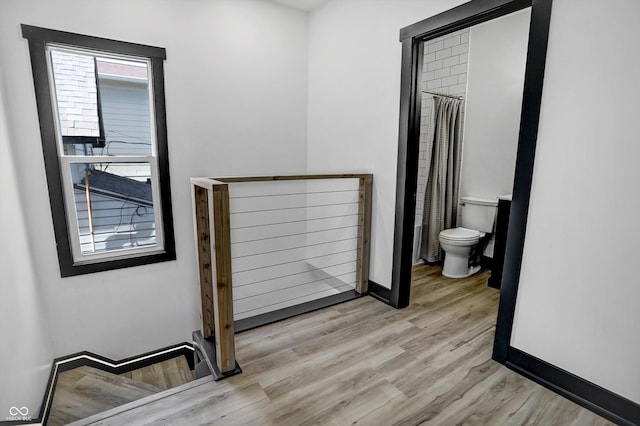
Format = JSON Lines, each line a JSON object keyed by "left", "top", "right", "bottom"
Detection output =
{"left": 419, "top": 96, "right": 464, "bottom": 262}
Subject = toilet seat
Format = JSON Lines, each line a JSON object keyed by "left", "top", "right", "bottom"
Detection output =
{"left": 439, "top": 227, "right": 483, "bottom": 243}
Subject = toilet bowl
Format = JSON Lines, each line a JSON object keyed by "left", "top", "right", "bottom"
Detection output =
{"left": 439, "top": 196, "right": 498, "bottom": 279}
{"left": 439, "top": 227, "right": 484, "bottom": 278}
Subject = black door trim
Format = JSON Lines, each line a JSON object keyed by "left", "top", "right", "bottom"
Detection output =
{"left": 506, "top": 347, "right": 640, "bottom": 425}
{"left": 392, "top": 2, "right": 640, "bottom": 423}
{"left": 391, "top": 0, "right": 543, "bottom": 318}
{"left": 393, "top": 0, "right": 552, "bottom": 362}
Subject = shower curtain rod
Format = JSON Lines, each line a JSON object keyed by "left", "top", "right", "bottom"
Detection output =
{"left": 421, "top": 90, "right": 463, "bottom": 100}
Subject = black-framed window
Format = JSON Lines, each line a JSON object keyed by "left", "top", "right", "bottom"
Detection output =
{"left": 22, "top": 25, "right": 175, "bottom": 277}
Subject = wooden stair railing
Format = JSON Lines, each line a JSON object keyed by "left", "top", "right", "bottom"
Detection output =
{"left": 191, "top": 178, "right": 240, "bottom": 379}
{"left": 190, "top": 174, "right": 373, "bottom": 378}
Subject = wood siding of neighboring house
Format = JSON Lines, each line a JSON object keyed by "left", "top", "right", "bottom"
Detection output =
{"left": 99, "top": 78, "right": 152, "bottom": 157}
{"left": 73, "top": 189, "right": 156, "bottom": 254}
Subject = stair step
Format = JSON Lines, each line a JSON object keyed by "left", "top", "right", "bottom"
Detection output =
{"left": 120, "top": 356, "right": 195, "bottom": 390}
{"left": 47, "top": 366, "right": 163, "bottom": 426}
{"left": 67, "top": 376, "right": 214, "bottom": 426}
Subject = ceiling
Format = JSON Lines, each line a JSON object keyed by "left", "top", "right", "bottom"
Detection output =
{"left": 269, "top": 0, "right": 331, "bottom": 12}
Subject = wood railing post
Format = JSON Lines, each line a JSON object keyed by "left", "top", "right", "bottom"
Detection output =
{"left": 193, "top": 184, "right": 215, "bottom": 338}
{"left": 191, "top": 178, "right": 237, "bottom": 377}
{"left": 356, "top": 175, "right": 373, "bottom": 293}
{"left": 210, "top": 184, "right": 236, "bottom": 374}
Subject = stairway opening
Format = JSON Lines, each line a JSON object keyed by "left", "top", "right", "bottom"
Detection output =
{"left": 47, "top": 356, "right": 195, "bottom": 425}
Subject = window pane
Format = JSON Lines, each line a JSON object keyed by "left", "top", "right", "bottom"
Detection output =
{"left": 50, "top": 49, "right": 100, "bottom": 151}
{"left": 97, "top": 58, "right": 153, "bottom": 157}
{"left": 69, "top": 162, "right": 157, "bottom": 255}
{"left": 50, "top": 48, "right": 153, "bottom": 157}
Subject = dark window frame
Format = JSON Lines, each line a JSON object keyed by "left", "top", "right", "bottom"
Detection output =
{"left": 22, "top": 24, "right": 175, "bottom": 277}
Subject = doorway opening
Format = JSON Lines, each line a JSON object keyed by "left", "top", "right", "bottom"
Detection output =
{"left": 412, "top": 9, "right": 529, "bottom": 280}
{"left": 390, "top": 0, "right": 553, "bottom": 364}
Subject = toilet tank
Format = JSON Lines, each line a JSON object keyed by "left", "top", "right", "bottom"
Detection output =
{"left": 459, "top": 196, "right": 498, "bottom": 232}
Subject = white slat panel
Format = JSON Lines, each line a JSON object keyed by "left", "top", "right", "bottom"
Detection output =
{"left": 231, "top": 221, "right": 307, "bottom": 244}
{"left": 234, "top": 261, "right": 357, "bottom": 300}
{"left": 234, "top": 278, "right": 356, "bottom": 320}
{"left": 230, "top": 203, "right": 358, "bottom": 228}
{"left": 229, "top": 181, "right": 308, "bottom": 198}
{"left": 232, "top": 250, "right": 358, "bottom": 286}
{"left": 230, "top": 215, "right": 359, "bottom": 243}
{"left": 231, "top": 227, "right": 358, "bottom": 258}
{"left": 229, "top": 190, "right": 358, "bottom": 213}
{"left": 231, "top": 234, "right": 307, "bottom": 259}
{"left": 305, "top": 215, "right": 359, "bottom": 233}
{"left": 226, "top": 177, "right": 363, "bottom": 321}
{"left": 304, "top": 178, "right": 359, "bottom": 192}
{"left": 231, "top": 236, "right": 357, "bottom": 272}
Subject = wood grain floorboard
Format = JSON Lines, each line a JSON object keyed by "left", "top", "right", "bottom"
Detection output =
{"left": 120, "top": 356, "right": 195, "bottom": 390}
{"left": 70, "top": 377, "right": 214, "bottom": 426}
{"left": 76, "top": 264, "right": 614, "bottom": 425}
{"left": 47, "top": 366, "right": 162, "bottom": 425}
{"left": 49, "top": 356, "right": 195, "bottom": 424}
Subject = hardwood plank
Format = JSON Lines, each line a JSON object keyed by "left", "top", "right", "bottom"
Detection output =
{"left": 391, "top": 328, "right": 496, "bottom": 399}
{"left": 75, "top": 265, "right": 614, "bottom": 425}
{"left": 70, "top": 377, "right": 214, "bottom": 426}
{"left": 48, "top": 366, "right": 162, "bottom": 425}
{"left": 298, "top": 379, "right": 404, "bottom": 426}
{"left": 120, "top": 356, "right": 194, "bottom": 390}
{"left": 456, "top": 370, "right": 540, "bottom": 425}
{"left": 262, "top": 335, "right": 407, "bottom": 401}
{"left": 82, "top": 381, "right": 267, "bottom": 425}
{"left": 236, "top": 299, "right": 392, "bottom": 362}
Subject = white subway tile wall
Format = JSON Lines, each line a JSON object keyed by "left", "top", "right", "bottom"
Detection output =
{"left": 415, "top": 28, "right": 470, "bottom": 225}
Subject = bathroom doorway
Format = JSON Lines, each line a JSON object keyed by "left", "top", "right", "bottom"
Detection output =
{"left": 412, "top": 8, "right": 530, "bottom": 278}
{"left": 390, "top": 0, "right": 553, "bottom": 363}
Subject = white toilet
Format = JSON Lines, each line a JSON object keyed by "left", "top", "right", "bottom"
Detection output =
{"left": 439, "top": 196, "right": 498, "bottom": 278}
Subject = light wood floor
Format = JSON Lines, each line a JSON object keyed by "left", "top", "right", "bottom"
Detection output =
{"left": 48, "top": 357, "right": 194, "bottom": 425}
{"left": 121, "top": 356, "right": 195, "bottom": 390}
{"left": 71, "top": 264, "right": 613, "bottom": 425}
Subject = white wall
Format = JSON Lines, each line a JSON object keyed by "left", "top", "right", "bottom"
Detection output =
{"left": 0, "top": 68, "right": 54, "bottom": 419}
{"left": 308, "top": 0, "right": 640, "bottom": 404}
{"left": 0, "top": 0, "right": 308, "bottom": 390}
{"left": 512, "top": 0, "right": 640, "bottom": 403}
{"left": 7, "top": 0, "right": 638, "bottom": 412}
{"left": 307, "top": 0, "right": 467, "bottom": 288}
{"left": 459, "top": 9, "right": 530, "bottom": 200}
